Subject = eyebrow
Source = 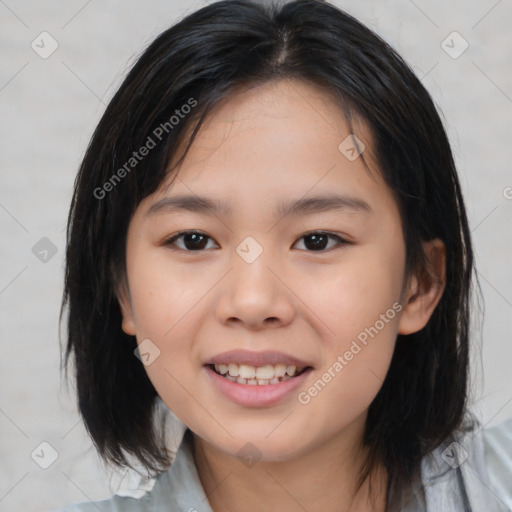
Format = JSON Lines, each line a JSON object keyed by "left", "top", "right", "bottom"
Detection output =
{"left": 146, "top": 193, "right": 373, "bottom": 218}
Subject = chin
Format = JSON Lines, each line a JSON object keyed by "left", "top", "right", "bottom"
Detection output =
{"left": 211, "top": 426, "right": 311, "bottom": 463}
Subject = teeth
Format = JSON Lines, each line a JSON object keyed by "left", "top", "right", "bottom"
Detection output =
{"left": 274, "top": 364, "right": 287, "bottom": 377}
{"left": 212, "top": 362, "right": 306, "bottom": 385}
{"left": 286, "top": 365, "right": 296, "bottom": 376}
{"left": 255, "top": 365, "right": 274, "bottom": 380}
{"left": 239, "top": 364, "right": 256, "bottom": 379}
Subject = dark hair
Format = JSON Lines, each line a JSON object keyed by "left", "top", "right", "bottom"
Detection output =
{"left": 61, "top": 0, "right": 475, "bottom": 509}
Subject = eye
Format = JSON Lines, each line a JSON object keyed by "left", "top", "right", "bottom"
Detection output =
{"left": 293, "top": 231, "right": 351, "bottom": 252}
{"left": 163, "top": 230, "right": 218, "bottom": 251}
{"left": 163, "top": 230, "right": 351, "bottom": 252}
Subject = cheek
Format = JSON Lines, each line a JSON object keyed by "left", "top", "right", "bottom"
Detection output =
{"left": 126, "top": 260, "right": 206, "bottom": 426}
{"left": 125, "top": 246, "right": 221, "bottom": 379}
{"left": 298, "top": 245, "right": 404, "bottom": 336}
{"left": 296, "top": 263, "right": 401, "bottom": 435}
{"left": 127, "top": 246, "right": 207, "bottom": 334}
{"left": 296, "top": 243, "right": 403, "bottom": 397}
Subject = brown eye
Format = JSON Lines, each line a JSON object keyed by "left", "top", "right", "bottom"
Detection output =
{"left": 164, "top": 231, "right": 218, "bottom": 251}
{"left": 294, "top": 232, "right": 350, "bottom": 252}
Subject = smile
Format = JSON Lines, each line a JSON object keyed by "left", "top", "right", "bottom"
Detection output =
{"left": 204, "top": 363, "right": 313, "bottom": 407}
{"left": 209, "top": 363, "right": 308, "bottom": 385}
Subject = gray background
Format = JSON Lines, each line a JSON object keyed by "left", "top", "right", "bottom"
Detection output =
{"left": 1, "top": 0, "right": 511, "bottom": 510}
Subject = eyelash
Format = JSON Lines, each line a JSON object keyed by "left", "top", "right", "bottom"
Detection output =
{"left": 163, "top": 230, "right": 351, "bottom": 253}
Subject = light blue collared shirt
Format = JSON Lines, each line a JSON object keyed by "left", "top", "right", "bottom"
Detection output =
{"left": 51, "top": 416, "right": 512, "bottom": 512}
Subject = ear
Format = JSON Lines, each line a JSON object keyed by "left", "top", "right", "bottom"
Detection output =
{"left": 398, "top": 238, "right": 446, "bottom": 335}
{"left": 117, "top": 285, "right": 136, "bottom": 336}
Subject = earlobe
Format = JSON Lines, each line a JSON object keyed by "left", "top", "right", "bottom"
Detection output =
{"left": 117, "top": 288, "right": 136, "bottom": 336}
{"left": 398, "top": 239, "right": 446, "bottom": 336}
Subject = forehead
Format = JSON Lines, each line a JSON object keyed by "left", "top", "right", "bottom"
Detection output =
{"left": 144, "top": 79, "right": 397, "bottom": 223}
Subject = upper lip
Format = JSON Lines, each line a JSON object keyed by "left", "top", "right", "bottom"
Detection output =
{"left": 205, "top": 349, "right": 312, "bottom": 368}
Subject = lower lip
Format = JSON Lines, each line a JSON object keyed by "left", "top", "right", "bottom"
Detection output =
{"left": 204, "top": 365, "right": 313, "bottom": 407}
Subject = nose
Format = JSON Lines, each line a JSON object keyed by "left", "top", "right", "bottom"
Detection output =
{"left": 214, "top": 244, "right": 296, "bottom": 330}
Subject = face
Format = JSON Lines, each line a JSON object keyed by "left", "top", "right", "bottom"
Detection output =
{"left": 119, "top": 79, "right": 417, "bottom": 462}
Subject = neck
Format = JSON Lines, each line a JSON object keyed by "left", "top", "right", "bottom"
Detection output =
{"left": 192, "top": 416, "right": 388, "bottom": 512}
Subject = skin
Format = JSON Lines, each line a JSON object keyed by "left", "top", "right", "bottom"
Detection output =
{"left": 119, "top": 79, "right": 446, "bottom": 512}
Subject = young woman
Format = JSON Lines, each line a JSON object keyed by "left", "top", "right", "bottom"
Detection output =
{"left": 55, "top": 1, "right": 512, "bottom": 510}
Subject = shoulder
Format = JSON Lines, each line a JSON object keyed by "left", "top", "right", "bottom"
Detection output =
{"left": 47, "top": 468, "right": 176, "bottom": 512}
{"left": 47, "top": 428, "right": 212, "bottom": 512}
{"left": 46, "top": 468, "right": 167, "bottom": 512}
{"left": 412, "top": 415, "right": 512, "bottom": 512}
{"left": 48, "top": 494, "right": 150, "bottom": 512}
{"left": 482, "top": 415, "right": 512, "bottom": 511}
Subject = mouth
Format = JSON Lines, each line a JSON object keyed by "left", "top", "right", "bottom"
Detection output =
{"left": 207, "top": 362, "right": 311, "bottom": 386}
